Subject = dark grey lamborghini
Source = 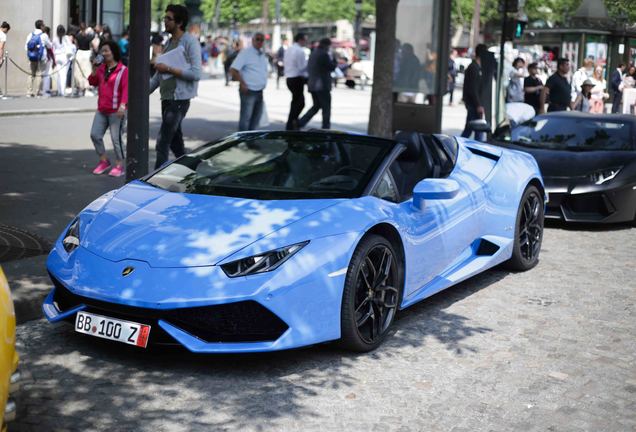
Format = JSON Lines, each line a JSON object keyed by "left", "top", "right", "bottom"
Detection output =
{"left": 488, "top": 112, "right": 636, "bottom": 224}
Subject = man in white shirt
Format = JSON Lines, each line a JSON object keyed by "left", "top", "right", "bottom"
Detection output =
{"left": 230, "top": 33, "right": 269, "bottom": 131}
{"left": 284, "top": 33, "right": 308, "bottom": 130}
{"left": 24, "top": 19, "right": 52, "bottom": 97}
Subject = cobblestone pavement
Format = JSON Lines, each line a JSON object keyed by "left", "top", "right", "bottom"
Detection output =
{"left": 11, "top": 224, "right": 636, "bottom": 432}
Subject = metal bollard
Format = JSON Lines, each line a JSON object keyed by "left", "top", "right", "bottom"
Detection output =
{"left": 2, "top": 50, "right": 11, "bottom": 100}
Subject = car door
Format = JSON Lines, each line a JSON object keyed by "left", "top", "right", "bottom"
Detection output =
{"left": 373, "top": 146, "right": 486, "bottom": 298}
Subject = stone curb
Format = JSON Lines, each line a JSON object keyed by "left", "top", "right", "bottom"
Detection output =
{"left": 0, "top": 108, "right": 96, "bottom": 117}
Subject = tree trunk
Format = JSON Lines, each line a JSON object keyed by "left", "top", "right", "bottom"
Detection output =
{"left": 368, "top": 0, "right": 399, "bottom": 138}
{"left": 262, "top": 0, "right": 270, "bottom": 32}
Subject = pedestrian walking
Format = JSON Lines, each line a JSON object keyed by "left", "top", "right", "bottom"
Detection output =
{"left": 284, "top": 33, "right": 308, "bottom": 130}
{"left": 230, "top": 33, "right": 269, "bottom": 131}
{"left": 223, "top": 40, "right": 241, "bottom": 86}
{"left": 88, "top": 40, "right": 128, "bottom": 177}
{"left": 276, "top": 39, "right": 288, "bottom": 89}
{"left": 461, "top": 44, "right": 487, "bottom": 139}
{"left": 52, "top": 25, "right": 73, "bottom": 96}
{"left": 149, "top": 32, "right": 164, "bottom": 77}
{"left": 506, "top": 57, "right": 526, "bottom": 103}
{"left": 25, "top": 19, "right": 52, "bottom": 97}
{"left": 539, "top": 58, "right": 572, "bottom": 113}
{"left": 589, "top": 65, "right": 608, "bottom": 114}
{"left": 447, "top": 49, "right": 458, "bottom": 106}
{"left": 0, "top": 22, "right": 10, "bottom": 95}
{"left": 610, "top": 64, "right": 625, "bottom": 114}
{"left": 41, "top": 26, "right": 55, "bottom": 97}
{"left": 297, "top": 38, "right": 337, "bottom": 130}
{"left": 571, "top": 58, "right": 594, "bottom": 101}
{"left": 523, "top": 62, "right": 543, "bottom": 114}
{"left": 149, "top": 4, "right": 201, "bottom": 169}
{"left": 73, "top": 23, "right": 93, "bottom": 96}
{"left": 620, "top": 66, "right": 636, "bottom": 115}
{"left": 118, "top": 30, "right": 129, "bottom": 66}
{"left": 572, "top": 79, "right": 593, "bottom": 113}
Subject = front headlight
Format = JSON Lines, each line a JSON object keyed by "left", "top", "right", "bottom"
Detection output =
{"left": 62, "top": 218, "right": 80, "bottom": 253}
{"left": 589, "top": 166, "right": 622, "bottom": 185}
{"left": 221, "top": 241, "right": 309, "bottom": 277}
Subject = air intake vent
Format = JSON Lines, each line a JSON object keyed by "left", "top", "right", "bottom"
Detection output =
{"left": 476, "top": 239, "right": 500, "bottom": 256}
{"left": 467, "top": 147, "right": 500, "bottom": 162}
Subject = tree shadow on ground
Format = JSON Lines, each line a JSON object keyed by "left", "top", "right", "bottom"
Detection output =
{"left": 14, "top": 267, "right": 507, "bottom": 431}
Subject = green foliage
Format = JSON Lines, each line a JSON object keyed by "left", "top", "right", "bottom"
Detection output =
{"left": 451, "top": 0, "right": 636, "bottom": 29}
{"left": 199, "top": 0, "right": 375, "bottom": 25}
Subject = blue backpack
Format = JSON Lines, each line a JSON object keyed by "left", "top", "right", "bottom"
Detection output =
{"left": 26, "top": 32, "right": 44, "bottom": 62}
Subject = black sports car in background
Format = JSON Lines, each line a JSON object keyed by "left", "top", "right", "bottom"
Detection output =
{"left": 487, "top": 112, "right": 636, "bottom": 224}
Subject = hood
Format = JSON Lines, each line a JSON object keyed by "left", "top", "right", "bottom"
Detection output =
{"left": 492, "top": 141, "right": 636, "bottom": 178}
{"left": 81, "top": 181, "right": 339, "bottom": 267}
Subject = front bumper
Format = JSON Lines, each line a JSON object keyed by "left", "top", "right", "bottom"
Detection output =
{"left": 43, "top": 234, "right": 357, "bottom": 353}
{"left": 545, "top": 180, "right": 636, "bottom": 224}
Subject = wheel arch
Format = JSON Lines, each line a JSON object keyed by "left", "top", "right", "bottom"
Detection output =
{"left": 362, "top": 222, "right": 407, "bottom": 304}
{"left": 527, "top": 177, "right": 545, "bottom": 202}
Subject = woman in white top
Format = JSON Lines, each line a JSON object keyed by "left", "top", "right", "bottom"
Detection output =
{"left": 52, "top": 25, "right": 73, "bottom": 96}
{"left": 41, "top": 26, "right": 54, "bottom": 97}
{"left": 589, "top": 65, "right": 608, "bottom": 114}
{"left": 620, "top": 66, "right": 636, "bottom": 115}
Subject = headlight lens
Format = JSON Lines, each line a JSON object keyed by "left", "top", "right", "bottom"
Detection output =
{"left": 62, "top": 218, "right": 80, "bottom": 253}
{"left": 221, "top": 241, "right": 309, "bottom": 277}
{"left": 589, "top": 166, "right": 622, "bottom": 185}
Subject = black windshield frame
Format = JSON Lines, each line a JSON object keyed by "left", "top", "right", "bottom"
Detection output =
{"left": 145, "top": 132, "right": 397, "bottom": 200}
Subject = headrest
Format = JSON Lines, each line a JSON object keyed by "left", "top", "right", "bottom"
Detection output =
{"left": 394, "top": 131, "right": 421, "bottom": 161}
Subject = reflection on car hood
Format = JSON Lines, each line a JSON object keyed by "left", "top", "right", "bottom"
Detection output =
{"left": 82, "top": 181, "right": 339, "bottom": 267}
{"left": 492, "top": 141, "right": 636, "bottom": 177}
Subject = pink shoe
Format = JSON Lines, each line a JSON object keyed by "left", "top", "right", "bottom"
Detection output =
{"left": 108, "top": 165, "right": 125, "bottom": 177}
{"left": 92, "top": 160, "right": 111, "bottom": 175}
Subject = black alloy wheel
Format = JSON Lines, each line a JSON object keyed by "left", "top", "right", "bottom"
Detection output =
{"left": 505, "top": 185, "right": 544, "bottom": 271}
{"left": 340, "top": 235, "right": 401, "bottom": 351}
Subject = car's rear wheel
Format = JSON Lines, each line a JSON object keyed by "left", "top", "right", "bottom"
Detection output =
{"left": 505, "top": 185, "right": 544, "bottom": 271}
{"left": 339, "top": 235, "right": 401, "bottom": 352}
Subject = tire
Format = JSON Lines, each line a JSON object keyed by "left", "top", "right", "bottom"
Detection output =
{"left": 339, "top": 234, "right": 402, "bottom": 352}
{"left": 505, "top": 185, "right": 544, "bottom": 271}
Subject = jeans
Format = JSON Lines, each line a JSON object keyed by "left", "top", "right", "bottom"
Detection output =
{"left": 90, "top": 111, "right": 126, "bottom": 161}
{"left": 155, "top": 99, "right": 190, "bottom": 169}
{"left": 286, "top": 77, "right": 306, "bottom": 130}
{"left": 611, "top": 91, "right": 622, "bottom": 114}
{"left": 461, "top": 104, "right": 485, "bottom": 141}
{"left": 298, "top": 91, "right": 331, "bottom": 129}
{"left": 238, "top": 90, "right": 263, "bottom": 131}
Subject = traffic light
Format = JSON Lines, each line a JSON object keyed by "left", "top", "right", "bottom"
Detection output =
{"left": 514, "top": 19, "right": 527, "bottom": 38}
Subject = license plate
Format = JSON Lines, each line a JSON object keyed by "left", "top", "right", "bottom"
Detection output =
{"left": 75, "top": 311, "right": 151, "bottom": 348}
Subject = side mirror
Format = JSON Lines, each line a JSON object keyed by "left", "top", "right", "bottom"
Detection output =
{"left": 468, "top": 119, "right": 491, "bottom": 133}
{"left": 412, "top": 178, "right": 460, "bottom": 210}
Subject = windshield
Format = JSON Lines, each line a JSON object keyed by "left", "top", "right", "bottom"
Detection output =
{"left": 146, "top": 133, "right": 393, "bottom": 199}
{"left": 510, "top": 118, "right": 634, "bottom": 151}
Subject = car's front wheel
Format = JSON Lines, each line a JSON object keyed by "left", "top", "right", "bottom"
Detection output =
{"left": 505, "top": 185, "right": 544, "bottom": 271}
{"left": 339, "top": 235, "right": 401, "bottom": 352}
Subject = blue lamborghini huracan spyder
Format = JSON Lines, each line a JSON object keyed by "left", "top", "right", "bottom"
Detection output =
{"left": 43, "top": 131, "right": 545, "bottom": 352}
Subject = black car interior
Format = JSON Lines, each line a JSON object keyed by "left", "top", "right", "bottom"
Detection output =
{"left": 390, "top": 131, "right": 458, "bottom": 199}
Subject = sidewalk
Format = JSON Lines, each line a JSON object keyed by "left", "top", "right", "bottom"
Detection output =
{"left": 0, "top": 76, "right": 465, "bottom": 135}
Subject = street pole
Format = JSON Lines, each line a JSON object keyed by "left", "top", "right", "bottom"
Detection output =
{"left": 495, "top": 0, "right": 508, "bottom": 126}
{"left": 126, "top": 0, "right": 151, "bottom": 182}
{"left": 354, "top": 0, "right": 363, "bottom": 57}
{"left": 273, "top": 0, "right": 281, "bottom": 51}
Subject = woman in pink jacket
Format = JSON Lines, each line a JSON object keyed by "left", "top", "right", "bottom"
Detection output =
{"left": 88, "top": 40, "right": 128, "bottom": 177}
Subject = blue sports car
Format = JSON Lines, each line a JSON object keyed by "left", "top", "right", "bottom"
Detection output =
{"left": 43, "top": 131, "right": 545, "bottom": 352}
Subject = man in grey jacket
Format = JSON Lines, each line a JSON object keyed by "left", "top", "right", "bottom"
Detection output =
{"left": 149, "top": 4, "right": 201, "bottom": 169}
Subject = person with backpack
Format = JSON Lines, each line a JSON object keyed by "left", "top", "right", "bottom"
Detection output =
{"left": 24, "top": 19, "right": 51, "bottom": 97}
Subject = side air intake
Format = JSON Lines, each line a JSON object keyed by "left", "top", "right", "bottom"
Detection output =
{"left": 476, "top": 239, "right": 500, "bottom": 256}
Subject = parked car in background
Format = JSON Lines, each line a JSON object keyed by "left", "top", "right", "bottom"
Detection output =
{"left": 484, "top": 112, "right": 636, "bottom": 224}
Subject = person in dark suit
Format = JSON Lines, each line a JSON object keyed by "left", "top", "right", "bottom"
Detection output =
{"left": 298, "top": 38, "right": 337, "bottom": 129}
{"left": 461, "top": 44, "right": 488, "bottom": 139}
{"left": 611, "top": 64, "right": 626, "bottom": 114}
